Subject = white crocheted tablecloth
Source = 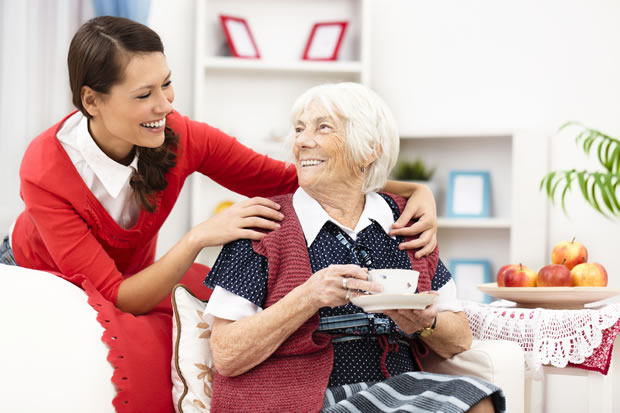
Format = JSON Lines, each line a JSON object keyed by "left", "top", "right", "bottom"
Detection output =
{"left": 464, "top": 300, "right": 620, "bottom": 378}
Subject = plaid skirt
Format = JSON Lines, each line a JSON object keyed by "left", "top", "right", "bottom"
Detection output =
{"left": 322, "top": 371, "right": 506, "bottom": 413}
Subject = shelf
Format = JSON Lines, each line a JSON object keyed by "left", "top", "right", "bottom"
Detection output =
{"left": 203, "top": 57, "right": 364, "bottom": 75}
{"left": 437, "top": 217, "right": 512, "bottom": 229}
{"left": 400, "top": 132, "right": 513, "bottom": 140}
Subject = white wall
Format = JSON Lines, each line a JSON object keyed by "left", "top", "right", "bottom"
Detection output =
{"left": 154, "top": 0, "right": 620, "bottom": 283}
{"left": 2, "top": 1, "right": 618, "bottom": 284}
{"left": 148, "top": 0, "right": 196, "bottom": 258}
{"left": 369, "top": 0, "right": 620, "bottom": 285}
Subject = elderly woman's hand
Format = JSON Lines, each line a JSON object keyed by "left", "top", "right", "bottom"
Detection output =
{"left": 389, "top": 184, "right": 438, "bottom": 258}
{"left": 383, "top": 292, "right": 439, "bottom": 335}
{"left": 302, "top": 264, "right": 383, "bottom": 310}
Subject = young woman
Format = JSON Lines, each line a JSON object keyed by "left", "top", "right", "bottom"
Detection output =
{"left": 2, "top": 16, "right": 439, "bottom": 412}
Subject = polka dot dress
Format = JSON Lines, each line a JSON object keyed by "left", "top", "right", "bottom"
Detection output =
{"left": 205, "top": 193, "right": 454, "bottom": 387}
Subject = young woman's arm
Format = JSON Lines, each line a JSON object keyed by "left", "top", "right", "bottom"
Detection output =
{"left": 117, "top": 197, "right": 284, "bottom": 314}
{"left": 382, "top": 180, "right": 437, "bottom": 258}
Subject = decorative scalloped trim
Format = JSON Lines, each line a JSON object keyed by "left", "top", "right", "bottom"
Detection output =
{"left": 80, "top": 276, "right": 175, "bottom": 413}
{"left": 48, "top": 271, "right": 131, "bottom": 410}
{"left": 82, "top": 278, "right": 133, "bottom": 412}
{"left": 568, "top": 319, "right": 620, "bottom": 374}
{"left": 46, "top": 264, "right": 209, "bottom": 413}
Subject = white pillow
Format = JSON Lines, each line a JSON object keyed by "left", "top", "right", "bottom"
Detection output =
{"left": 171, "top": 284, "right": 214, "bottom": 413}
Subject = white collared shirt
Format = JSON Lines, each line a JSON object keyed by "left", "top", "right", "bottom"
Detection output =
{"left": 293, "top": 187, "right": 395, "bottom": 245}
{"left": 205, "top": 188, "right": 462, "bottom": 322}
{"left": 56, "top": 112, "right": 140, "bottom": 229}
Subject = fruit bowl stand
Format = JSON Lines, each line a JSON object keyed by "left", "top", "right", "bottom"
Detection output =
{"left": 464, "top": 298, "right": 620, "bottom": 412}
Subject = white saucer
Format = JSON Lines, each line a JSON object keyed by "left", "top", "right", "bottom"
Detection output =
{"left": 350, "top": 293, "right": 437, "bottom": 312}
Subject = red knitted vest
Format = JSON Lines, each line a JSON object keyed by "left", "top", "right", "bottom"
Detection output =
{"left": 210, "top": 193, "right": 439, "bottom": 412}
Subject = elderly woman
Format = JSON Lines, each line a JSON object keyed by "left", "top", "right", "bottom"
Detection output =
{"left": 204, "top": 83, "right": 505, "bottom": 412}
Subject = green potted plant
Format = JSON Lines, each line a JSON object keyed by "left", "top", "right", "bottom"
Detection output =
{"left": 393, "top": 158, "right": 436, "bottom": 182}
{"left": 540, "top": 122, "right": 620, "bottom": 218}
{"left": 393, "top": 158, "right": 437, "bottom": 197}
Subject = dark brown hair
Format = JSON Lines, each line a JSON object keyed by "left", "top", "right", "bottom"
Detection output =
{"left": 68, "top": 16, "right": 178, "bottom": 212}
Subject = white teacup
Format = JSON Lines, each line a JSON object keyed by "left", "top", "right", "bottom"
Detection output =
{"left": 368, "top": 269, "right": 419, "bottom": 295}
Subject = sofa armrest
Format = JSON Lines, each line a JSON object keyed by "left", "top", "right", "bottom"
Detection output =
{"left": 1, "top": 264, "right": 116, "bottom": 413}
{"left": 421, "top": 339, "right": 524, "bottom": 413}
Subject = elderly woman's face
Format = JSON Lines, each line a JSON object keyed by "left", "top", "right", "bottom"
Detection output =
{"left": 293, "top": 102, "right": 358, "bottom": 193}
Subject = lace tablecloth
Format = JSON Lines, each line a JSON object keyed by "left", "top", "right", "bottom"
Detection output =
{"left": 464, "top": 300, "right": 620, "bottom": 378}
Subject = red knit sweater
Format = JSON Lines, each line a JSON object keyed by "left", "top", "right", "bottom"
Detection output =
{"left": 13, "top": 110, "right": 299, "bottom": 413}
{"left": 211, "top": 193, "right": 439, "bottom": 412}
{"left": 14, "top": 110, "right": 298, "bottom": 304}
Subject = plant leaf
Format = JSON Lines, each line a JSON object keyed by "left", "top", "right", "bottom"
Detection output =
{"left": 542, "top": 122, "right": 620, "bottom": 218}
{"left": 593, "top": 173, "right": 613, "bottom": 215}
{"left": 560, "top": 177, "right": 571, "bottom": 214}
{"left": 609, "top": 144, "right": 620, "bottom": 174}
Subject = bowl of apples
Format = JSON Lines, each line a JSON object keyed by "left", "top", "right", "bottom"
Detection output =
{"left": 479, "top": 238, "right": 620, "bottom": 309}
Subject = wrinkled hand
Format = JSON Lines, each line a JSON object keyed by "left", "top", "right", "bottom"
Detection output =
{"left": 302, "top": 264, "right": 382, "bottom": 310}
{"left": 383, "top": 291, "right": 439, "bottom": 335}
{"left": 389, "top": 185, "right": 437, "bottom": 258}
{"left": 191, "top": 197, "right": 284, "bottom": 248}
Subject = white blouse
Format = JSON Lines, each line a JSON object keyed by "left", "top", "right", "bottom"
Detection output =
{"left": 56, "top": 111, "right": 140, "bottom": 229}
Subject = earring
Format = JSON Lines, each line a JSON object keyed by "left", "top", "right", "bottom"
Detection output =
{"left": 361, "top": 166, "right": 366, "bottom": 173}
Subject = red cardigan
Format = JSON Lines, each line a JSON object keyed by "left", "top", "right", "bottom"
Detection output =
{"left": 211, "top": 193, "right": 439, "bottom": 412}
{"left": 13, "top": 110, "right": 298, "bottom": 413}
{"left": 15, "top": 110, "right": 298, "bottom": 304}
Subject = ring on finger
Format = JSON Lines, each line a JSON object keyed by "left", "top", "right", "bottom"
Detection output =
{"left": 345, "top": 288, "right": 352, "bottom": 300}
{"left": 342, "top": 277, "right": 348, "bottom": 290}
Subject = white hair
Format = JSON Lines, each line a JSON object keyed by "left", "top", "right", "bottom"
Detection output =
{"left": 288, "top": 82, "right": 400, "bottom": 193}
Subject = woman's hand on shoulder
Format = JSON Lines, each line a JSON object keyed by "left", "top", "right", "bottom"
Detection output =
{"left": 189, "top": 197, "right": 284, "bottom": 249}
{"left": 301, "top": 265, "right": 382, "bottom": 310}
{"left": 389, "top": 184, "right": 437, "bottom": 258}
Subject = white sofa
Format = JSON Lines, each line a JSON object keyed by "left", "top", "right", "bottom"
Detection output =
{"left": 0, "top": 264, "right": 524, "bottom": 412}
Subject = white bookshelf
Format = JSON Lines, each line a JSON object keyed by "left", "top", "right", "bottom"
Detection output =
{"left": 191, "top": 0, "right": 370, "bottom": 266}
{"left": 202, "top": 56, "right": 364, "bottom": 75}
{"left": 437, "top": 218, "right": 512, "bottom": 229}
{"left": 189, "top": 1, "right": 550, "bottom": 296}
{"left": 399, "top": 131, "right": 549, "bottom": 294}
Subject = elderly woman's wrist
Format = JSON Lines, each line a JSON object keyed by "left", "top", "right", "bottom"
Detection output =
{"left": 292, "top": 283, "right": 317, "bottom": 312}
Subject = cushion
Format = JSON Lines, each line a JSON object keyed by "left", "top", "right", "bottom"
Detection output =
{"left": 171, "top": 284, "right": 215, "bottom": 412}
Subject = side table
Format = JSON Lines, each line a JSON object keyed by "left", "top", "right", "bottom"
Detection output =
{"left": 464, "top": 301, "right": 620, "bottom": 413}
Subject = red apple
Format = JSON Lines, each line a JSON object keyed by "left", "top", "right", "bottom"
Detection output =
{"left": 552, "top": 238, "right": 588, "bottom": 270}
{"left": 503, "top": 264, "right": 537, "bottom": 287}
{"left": 570, "top": 262, "right": 608, "bottom": 287}
{"left": 536, "top": 264, "right": 572, "bottom": 287}
{"left": 497, "top": 264, "right": 520, "bottom": 287}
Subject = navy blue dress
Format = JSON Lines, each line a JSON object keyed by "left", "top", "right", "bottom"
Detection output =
{"left": 205, "top": 193, "right": 453, "bottom": 387}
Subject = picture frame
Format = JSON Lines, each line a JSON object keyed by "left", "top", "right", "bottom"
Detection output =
{"left": 302, "top": 21, "right": 348, "bottom": 61}
{"left": 450, "top": 259, "right": 492, "bottom": 303}
{"left": 446, "top": 170, "right": 491, "bottom": 218}
{"left": 219, "top": 15, "right": 260, "bottom": 59}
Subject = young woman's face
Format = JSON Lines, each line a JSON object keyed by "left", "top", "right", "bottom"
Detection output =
{"left": 88, "top": 52, "right": 174, "bottom": 163}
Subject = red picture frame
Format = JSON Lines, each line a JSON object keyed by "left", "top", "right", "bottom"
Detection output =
{"left": 219, "top": 15, "right": 260, "bottom": 59}
{"left": 302, "top": 21, "right": 348, "bottom": 61}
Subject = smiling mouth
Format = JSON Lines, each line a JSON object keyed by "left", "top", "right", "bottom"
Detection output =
{"left": 141, "top": 118, "right": 165, "bottom": 128}
{"left": 301, "top": 159, "right": 324, "bottom": 167}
